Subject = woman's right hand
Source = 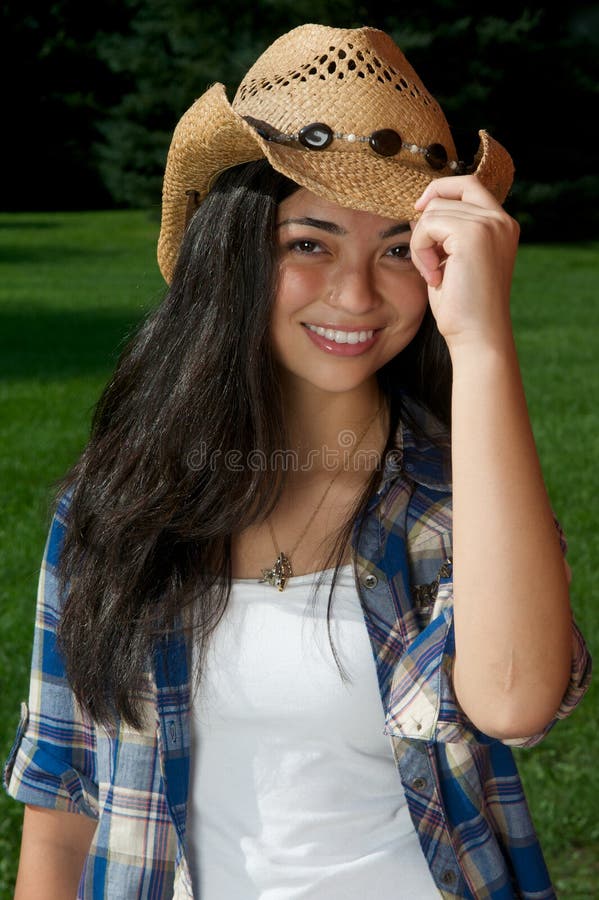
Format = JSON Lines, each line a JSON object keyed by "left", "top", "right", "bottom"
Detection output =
{"left": 409, "top": 174, "right": 520, "bottom": 357}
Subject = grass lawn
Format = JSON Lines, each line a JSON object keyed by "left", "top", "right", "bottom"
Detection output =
{"left": 1, "top": 211, "right": 597, "bottom": 897}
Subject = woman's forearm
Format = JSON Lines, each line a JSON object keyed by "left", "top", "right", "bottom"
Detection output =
{"left": 14, "top": 805, "right": 97, "bottom": 899}
{"left": 450, "top": 339, "right": 573, "bottom": 739}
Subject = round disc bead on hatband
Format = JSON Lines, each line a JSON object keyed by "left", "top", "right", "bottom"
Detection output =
{"left": 298, "top": 122, "right": 334, "bottom": 149}
{"left": 369, "top": 128, "right": 402, "bottom": 157}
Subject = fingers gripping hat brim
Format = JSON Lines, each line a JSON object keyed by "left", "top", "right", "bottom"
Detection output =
{"left": 158, "top": 84, "right": 514, "bottom": 284}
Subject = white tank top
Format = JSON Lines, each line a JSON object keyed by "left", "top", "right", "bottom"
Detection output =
{"left": 187, "top": 564, "right": 440, "bottom": 898}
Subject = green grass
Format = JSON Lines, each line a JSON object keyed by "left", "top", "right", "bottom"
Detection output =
{"left": 509, "top": 243, "right": 599, "bottom": 897}
{"left": 0, "top": 213, "right": 597, "bottom": 897}
{"left": 0, "top": 210, "right": 165, "bottom": 895}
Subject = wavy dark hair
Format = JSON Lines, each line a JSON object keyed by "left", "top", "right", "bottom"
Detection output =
{"left": 55, "top": 159, "right": 451, "bottom": 728}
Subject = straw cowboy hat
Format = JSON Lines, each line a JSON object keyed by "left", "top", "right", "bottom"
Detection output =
{"left": 157, "top": 23, "right": 514, "bottom": 283}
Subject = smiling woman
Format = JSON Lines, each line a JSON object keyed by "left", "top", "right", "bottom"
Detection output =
{"left": 4, "top": 22, "right": 592, "bottom": 900}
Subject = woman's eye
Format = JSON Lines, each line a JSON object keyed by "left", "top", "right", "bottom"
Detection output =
{"left": 386, "top": 244, "right": 412, "bottom": 260}
{"left": 289, "top": 239, "right": 322, "bottom": 254}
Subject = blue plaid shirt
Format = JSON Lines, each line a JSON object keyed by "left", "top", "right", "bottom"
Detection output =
{"left": 4, "top": 405, "right": 591, "bottom": 898}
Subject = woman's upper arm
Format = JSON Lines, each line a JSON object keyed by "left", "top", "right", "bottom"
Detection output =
{"left": 4, "top": 499, "right": 99, "bottom": 816}
{"left": 14, "top": 804, "right": 97, "bottom": 899}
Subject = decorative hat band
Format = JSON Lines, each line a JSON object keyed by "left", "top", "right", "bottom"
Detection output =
{"left": 242, "top": 116, "right": 462, "bottom": 172}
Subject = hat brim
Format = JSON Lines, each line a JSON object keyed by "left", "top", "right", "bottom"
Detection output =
{"left": 158, "top": 83, "right": 514, "bottom": 284}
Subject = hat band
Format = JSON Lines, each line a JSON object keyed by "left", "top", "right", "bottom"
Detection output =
{"left": 243, "top": 116, "right": 461, "bottom": 172}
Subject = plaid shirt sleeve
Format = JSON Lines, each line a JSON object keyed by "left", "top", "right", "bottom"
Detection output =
{"left": 3, "top": 496, "right": 99, "bottom": 819}
{"left": 385, "top": 555, "right": 592, "bottom": 748}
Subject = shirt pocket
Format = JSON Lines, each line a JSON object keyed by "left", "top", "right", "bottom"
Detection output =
{"left": 411, "top": 558, "right": 453, "bottom": 629}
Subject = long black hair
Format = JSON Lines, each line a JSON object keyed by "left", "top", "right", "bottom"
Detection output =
{"left": 55, "top": 159, "right": 451, "bottom": 728}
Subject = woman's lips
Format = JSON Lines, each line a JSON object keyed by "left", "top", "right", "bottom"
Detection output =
{"left": 301, "top": 323, "right": 381, "bottom": 356}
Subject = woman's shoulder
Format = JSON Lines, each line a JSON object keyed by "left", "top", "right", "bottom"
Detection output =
{"left": 392, "top": 393, "right": 451, "bottom": 492}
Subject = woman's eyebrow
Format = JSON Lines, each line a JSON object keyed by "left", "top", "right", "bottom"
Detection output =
{"left": 379, "top": 222, "right": 411, "bottom": 239}
{"left": 276, "top": 217, "right": 411, "bottom": 238}
{"left": 276, "top": 216, "right": 346, "bottom": 234}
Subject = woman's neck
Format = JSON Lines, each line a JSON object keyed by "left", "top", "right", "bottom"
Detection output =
{"left": 280, "top": 377, "right": 388, "bottom": 478}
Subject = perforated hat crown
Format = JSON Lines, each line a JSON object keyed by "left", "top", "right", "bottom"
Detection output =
{"left": 158, "top": 24, "right": 514, "bottom": 283}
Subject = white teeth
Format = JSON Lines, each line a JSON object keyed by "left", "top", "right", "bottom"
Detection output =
{"left": 305, "top": 324, "right": 375, "bottom": 344}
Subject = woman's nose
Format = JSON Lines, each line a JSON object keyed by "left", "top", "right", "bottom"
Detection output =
{"left": 327, "top": 265, "right": 382, "bottom": 313}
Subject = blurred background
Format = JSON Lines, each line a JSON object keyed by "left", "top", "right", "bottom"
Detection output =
{"left": 1, "top": 1, "right": 598, "bottom": 897}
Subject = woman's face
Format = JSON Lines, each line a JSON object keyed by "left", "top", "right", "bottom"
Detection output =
{"left": 272, "top": 188, "right": 429, "bottom": 396}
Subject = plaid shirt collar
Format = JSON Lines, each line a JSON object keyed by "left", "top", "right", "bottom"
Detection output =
{"left": 377, "top": 399, "right": 452, "bottom": 498}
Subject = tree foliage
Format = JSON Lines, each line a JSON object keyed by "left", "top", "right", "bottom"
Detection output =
{"left": 3, "top": 0, "right": 598, "bottom": 239}
{"left": 1, "top": 0, "right": 130, "bottom": 210}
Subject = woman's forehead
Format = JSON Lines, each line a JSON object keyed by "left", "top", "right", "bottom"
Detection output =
{"left": 277, "top": 187, "right": 410, "bottom": 233}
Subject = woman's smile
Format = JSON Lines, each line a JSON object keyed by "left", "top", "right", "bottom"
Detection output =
{"left": 301, "top": 322, "right": 382, "bottom": 354}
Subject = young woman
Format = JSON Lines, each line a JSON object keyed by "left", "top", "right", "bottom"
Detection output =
{"left": 5, "top": 23, "right": 591, "bottom": 900}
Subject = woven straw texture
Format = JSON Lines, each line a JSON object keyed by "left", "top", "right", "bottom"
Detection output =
{"left": 158, "top": 24, "right": 514, "bottom": 283}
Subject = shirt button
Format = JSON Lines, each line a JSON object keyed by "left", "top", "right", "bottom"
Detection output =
{"left": 411, "top": 777, "right": 427, "bottom": 791}
{"left": 441, "top": 870, "right": 457, "bottom": 886}
{"left": 363, "top": 573, "right": 378, "bottom": 589}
